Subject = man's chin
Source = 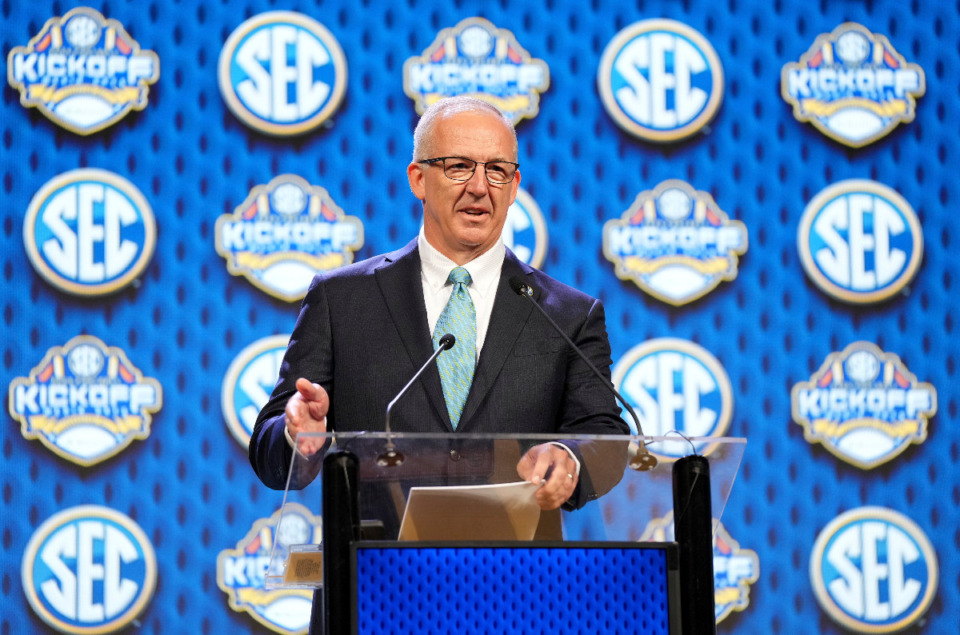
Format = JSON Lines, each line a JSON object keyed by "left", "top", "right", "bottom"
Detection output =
{"left": 454, "top": 226, "right": 494, "bottom": 247}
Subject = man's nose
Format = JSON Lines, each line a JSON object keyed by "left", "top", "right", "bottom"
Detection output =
{"left": 464, "top": 166, "right": 489, "bottom": 194}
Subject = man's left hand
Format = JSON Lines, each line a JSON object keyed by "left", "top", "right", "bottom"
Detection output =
{"left": 517, "top": 443, "right": 578, "bottom": 510}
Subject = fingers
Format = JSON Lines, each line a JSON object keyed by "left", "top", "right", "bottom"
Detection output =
{"left": 286, "top": 379, "right": 330, "bottom": 450}
{"left": 291, "top": 378, "right": 329, "bottom": 418}
{"left": 296, "top": 434, "right": 326, "bottom": 457}
{"left": 517, "top": 444, "right": 578, "bottom": 511}
{"left": 295, "top": 377, "right": 318, "bottom": 397}
{"left": 535, "top": 467, "right": 577, "bottom": 510}
{"left": 530, "top": 453, "right": 556, "bottom": 486}
{"left": 516, "top": 451, "right": 535, "bottom": 482}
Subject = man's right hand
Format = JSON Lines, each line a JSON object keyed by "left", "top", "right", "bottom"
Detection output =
{"left": 285, "top": 378, "right": 330, "bottom": 455}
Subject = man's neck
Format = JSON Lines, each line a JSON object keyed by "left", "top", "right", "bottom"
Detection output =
{"left": 420, "top": 232, "right": 496, "bottom": 266}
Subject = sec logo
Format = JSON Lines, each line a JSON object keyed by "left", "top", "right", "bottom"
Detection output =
{"left": 640, "top": 514, "right": 759, "bottom": 625}
{"left": 791, "top": 341, "right": 935, "bottom": 469}
{"left": 603, "top": 179, "right": 747, "bottom": 305}
{"left": 8, "top": 335, "right": 163, "bottom": 466}
{"left": 612, "top": 338, "right": 733, "bottom": 459}
{"left": 222, "top": 335, "right": 289, "bottom": 448}
{"left": 811, "top": 507, "right": 938, "bottom": 633}
{"left": 798, "top": 180, "right": 922, "bottom": 304}
{"left": 598, "top": 19, "right": 724, "bottom": 142}
{"left": 219, "top": 11, "right": 347, "bottom": 136}
{"left": 215, "top": 174, "right": 364, "bottom": 301}
{"left": 503, "top": 187, "right": 548, "bottom": 268}
{"left": 403, "top": 17, "right": 550, "bottom": 124}
{"left": 22, "top": 505, "right": 157, "bottom": 634}
{"left": 23, "top": 169, "right": 156, "bottom": 296}
{"left": 217, "top": 504, "right": 321, "bottom": 633}
{"left": 7, "top": 7, "right": 159, "bottom": 135}
{"left": 782, "top": 23, "right": 925, "bottom": 148}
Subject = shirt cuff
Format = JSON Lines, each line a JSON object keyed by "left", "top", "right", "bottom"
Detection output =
{"left": 549, "top": 442, "right": 581, "bottom": 476}
{"left": 284, "top": 418, "right": 327, "bottom": 448}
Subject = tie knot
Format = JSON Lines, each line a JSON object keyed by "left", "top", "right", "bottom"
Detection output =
{"left": 447, "top": 267, "right": 472, "bottom": 286}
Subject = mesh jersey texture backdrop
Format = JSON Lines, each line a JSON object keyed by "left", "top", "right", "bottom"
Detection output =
{"left": 2, "top": 0, "right": 957, "bottom": 633}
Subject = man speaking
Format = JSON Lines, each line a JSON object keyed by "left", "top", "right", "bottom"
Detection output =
{"left": 249, "top": 96, "right": 629, "bottom": 512}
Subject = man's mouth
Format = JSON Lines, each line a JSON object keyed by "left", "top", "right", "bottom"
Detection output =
{"left": 459, "top": 207, "right": 489, "bottom": 216}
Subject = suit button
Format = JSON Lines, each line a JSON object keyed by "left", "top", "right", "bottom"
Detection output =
{"left": 449, "top": 450, "right": 461, "bottom": 462}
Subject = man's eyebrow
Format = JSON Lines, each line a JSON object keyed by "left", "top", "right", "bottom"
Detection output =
{"left": 478, "top": 156, "right": 518, "bottom": 163}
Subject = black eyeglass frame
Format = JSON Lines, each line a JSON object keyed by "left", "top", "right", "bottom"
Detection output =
{"left": 417, "top": 156, "right": 520, "bottom": 185}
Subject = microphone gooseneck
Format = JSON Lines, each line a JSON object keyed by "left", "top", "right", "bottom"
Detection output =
{"left": 377, "top": 333, "right": 456, "bottom": 467}
{"left": 509, "top": 276, "right": 658, "bottom": 472}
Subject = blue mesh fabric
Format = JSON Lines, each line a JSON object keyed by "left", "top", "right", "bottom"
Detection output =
{"left": 2, "top": 0, "right": 958, "bottom": 633}
{"left": 355, "top": 545, "right": 671, "bottom": 634}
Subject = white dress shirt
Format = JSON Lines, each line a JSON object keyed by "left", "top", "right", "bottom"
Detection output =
{"left": 418, "top": 226, "right": 504, "bottom": 356}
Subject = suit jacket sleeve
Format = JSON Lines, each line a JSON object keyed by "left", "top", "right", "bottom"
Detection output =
{"left": 551, "top": 295, "right": 630, "bottom": 509}
{"left": 248, "top": 273, "right": 334, "bottom": 490}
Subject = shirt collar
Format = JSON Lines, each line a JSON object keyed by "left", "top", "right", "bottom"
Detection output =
{"left": 418, "top": 227, "right": 505, "bottom": 298}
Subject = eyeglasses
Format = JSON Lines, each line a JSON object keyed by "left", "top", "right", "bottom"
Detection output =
{"left": 418, "top": 157, "right": 519, "bottom": 185}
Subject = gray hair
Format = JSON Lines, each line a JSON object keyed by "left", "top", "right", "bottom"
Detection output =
{"left": 412, "top": 96, "right": 517, "bottom": 162}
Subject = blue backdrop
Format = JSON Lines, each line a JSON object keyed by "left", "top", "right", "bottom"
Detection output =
{"left": 2, "top": 0, "right": 957, "bottom": 633}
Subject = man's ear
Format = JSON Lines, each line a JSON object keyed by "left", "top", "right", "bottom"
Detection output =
{"left": 407, "top": 162, "right": 426, "bottom": 201}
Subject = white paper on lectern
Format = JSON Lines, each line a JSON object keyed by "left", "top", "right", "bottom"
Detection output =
{"left": 398, "top": 481, "right": 542, "bottom": 541}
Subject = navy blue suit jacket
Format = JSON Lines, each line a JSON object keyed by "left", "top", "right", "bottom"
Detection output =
{"left": 248, "top": 238, "right": 629, "bottom": 505}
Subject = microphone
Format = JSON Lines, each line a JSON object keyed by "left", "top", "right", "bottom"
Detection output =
{"left": 508, "top": 276, "right": 658, "bottom": 472}
{"left": 376, "top": 333, "right": 456, "bottom": 467}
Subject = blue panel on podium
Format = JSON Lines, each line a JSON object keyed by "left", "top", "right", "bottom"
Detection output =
{"left": 352, "top": 541, "right": 680, "bottom": 634}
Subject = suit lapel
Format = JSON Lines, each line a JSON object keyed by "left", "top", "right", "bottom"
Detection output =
{"left": 375, "top": 239, "right": 451, "bottom": 429}
{"left": 458, "top": 251, "right": 535, "bottom": 430}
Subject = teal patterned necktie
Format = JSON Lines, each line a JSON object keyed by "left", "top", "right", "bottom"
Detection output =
{"left": 433, "top": 267, "right": 477, "bottom": 429}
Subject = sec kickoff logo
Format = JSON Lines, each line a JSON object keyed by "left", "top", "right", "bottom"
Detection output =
{"left": 219, "top": 11, "right": 347, "bottom": 136}
{"left": 403, "top": 17, "right": 550, "bottom": 124}
{"left": 7, "top": 7, "right": 159, "bottom": 135}
{"left": 23, "top": 168, "right": 156, "bottom": 296}
{"left": 791, "top": 341, "right": 936, "bottom": 469}
{"left": 222, "top": 335, "right": 289, "bottom": 448}
{"left": 215, "top": 174, "right": 364, "bottom": 302}
{"left": 798, "top": 180, "right": 922, "bottom": 304}
{"left": 218, "top": 504, "right": 322, "bottom": 634}
{"left": 603, "top": 179, "right": 747, "bottom": 305}
{"left": 22, "top": 505, "right": 157, "bottom": 634}
{"left": 613, "top": 338, "right": 733, "bottom": 459}
{"left": 782, "top": 23, "right": 925, "bottom": 148}
{"left": 598, "top": 19, "right": 723, "bottom": 142}
{"left": 810, "top": 507, "right": 938, "bottom": 633}
{"left": 640, "top": 514, "right": 759, "bottom": 625}
{"left": 8, "top": 335, "right": 162, "bottom": 466}
{"left": 504, "top": 187, "right": 548, "bottom": 268}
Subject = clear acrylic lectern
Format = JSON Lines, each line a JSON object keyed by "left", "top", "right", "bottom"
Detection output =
{"left": 265, "top": 433, "right": 745, "bottom": 634}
